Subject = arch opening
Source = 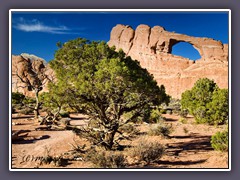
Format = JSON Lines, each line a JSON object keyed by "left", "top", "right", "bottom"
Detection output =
{"left": 170, "top": 41, "right": 201, "bottom": 61}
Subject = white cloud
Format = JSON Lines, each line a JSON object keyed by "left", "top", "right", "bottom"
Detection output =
{"left": 13, "top": 18, "right": 79, "bottom": 34}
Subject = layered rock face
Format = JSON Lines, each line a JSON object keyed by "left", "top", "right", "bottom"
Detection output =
{"left": 12, "top": 54, "right": 54, "bottom": 97}
{"left": 108, "top": 24, "right": 228, "bottom": 99}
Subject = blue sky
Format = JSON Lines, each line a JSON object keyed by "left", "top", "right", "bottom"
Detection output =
{"left": 11, "top": 11, "right": 229, "bottom": 61}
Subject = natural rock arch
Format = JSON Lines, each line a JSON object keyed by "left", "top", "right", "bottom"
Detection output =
{"left": 169, "top": 40, "right": 202, "bottom": 60}
{"left": 108, "top": 24, "right": 228, "bottom": 99}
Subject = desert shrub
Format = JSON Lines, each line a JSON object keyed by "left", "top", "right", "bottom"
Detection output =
{"left": 168, "top": 98, "right": 181, "bottom": 114}
{"left": 211, "top": 131, "right": 228, "bottom": 152}
{"left": 40, "top": 155, "right": 68, "bottom": 167}
{"left": 159, "top": 109, "right": 167, "bottom": 114}
{"left": 87, "top": 149, "right": 127, "bottom": 168}
{"left": 12, "top": 103, "right": 24, "bottom": 111}
{"left": 181, "top": 78, "right": 228, "bottom": 125}
{"left": 59, "top": 110, "right": 70, "bottom": 118}
{"left": 12, "top": 92, "right": 25, "bottom": 105}
{"left": 148, "top": 124, "right": 172, "bottom": 138}
{"left": 52, "top": 156, "right": 68, "bottom": 167}
{"left": 179, "top": 109, "right": 188, "bottom": 117}
{"left": 131, "top": 139, "right": 164, "bottom": 164}
{"left": 23, "top": 96, "right": 36, "bottom": 105}
{"left": 206, "top": 89, "right": 228, "bottom": 125}
{"left": 134, "top": 106, "right": 167, "bottom": 124}
{"left": 19, "top": 107, "right": 33, "bottom": 115}
{"left": 148, "top": 108, "right": 164, "bottom": 123}
{"left": 39, "top": 147, "right": 68, "bottom": 167}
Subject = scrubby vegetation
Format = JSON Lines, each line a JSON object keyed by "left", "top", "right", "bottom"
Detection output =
{"left": 86, "top": 149, "right": 127, "bottom": 168}
{"left": 148, "top": 124, "right": 172, "bottom": 138}
{"left": 131, "top": 138, "right": 165, "bottom": 165}
{"left": 12, "top": 92, "right": 25, "bottom": 105}
{"left": 12, "top": 92, "right": 36, "bottom": 114}
{"left": 181, "top": 78, "right": 228, "bottom": 125}
{"left": 211, "top": 130, "right": 228, "bottom": 152}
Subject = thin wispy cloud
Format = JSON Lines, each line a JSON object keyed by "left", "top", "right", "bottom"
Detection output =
{"left": 13, "top": 18, "right": 82, "bottom": 34}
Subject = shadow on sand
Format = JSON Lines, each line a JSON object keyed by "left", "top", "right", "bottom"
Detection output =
{"left": 12, "top": 135, "right": 51, "bottom": 144}
{"left": 167, "top": 133, "right": 213, "bottom": 156}
{"left": 129, "top": 158, "right": 207, "bottom": 168}
{"left": 12, "top": 115, "right": 35, "bottom": 120}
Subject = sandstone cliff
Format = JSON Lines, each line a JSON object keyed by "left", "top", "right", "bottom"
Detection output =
{"left": 12, "top": 53, "right": 54, "bottom": 97}
{"left": 108, "top": 24, "right": 228, "bottom": 99}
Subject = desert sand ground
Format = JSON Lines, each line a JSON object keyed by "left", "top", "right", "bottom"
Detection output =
{"left": 11, "top": 113, "right": 228, "bottom": 169}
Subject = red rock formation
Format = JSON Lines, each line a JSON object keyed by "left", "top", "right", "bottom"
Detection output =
{"left": 12, "top": 54, "right": 55, "bottom": 97}
{"left": 108, "top": 24, "right": 228, "bottom": 99}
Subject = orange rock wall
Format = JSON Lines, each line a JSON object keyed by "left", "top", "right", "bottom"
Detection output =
{"left": 108, "top": 24, "right": 228, "bottom": 99}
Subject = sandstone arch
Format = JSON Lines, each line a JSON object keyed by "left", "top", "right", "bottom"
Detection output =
{"left": 169, "top": 40, "right": 201, "bottom": 60}
{"left": 108, "top": 24, "right": 228, "bottom": 98}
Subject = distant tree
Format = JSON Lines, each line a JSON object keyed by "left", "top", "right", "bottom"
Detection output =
{"left": 12, "top": 54, "right": 54, "bottom": 118}
{"left": 181, "top": 78, "right": 228, "bottom": 125}
{"left": 49, "top": 38, "right": 170, "bottom": 150}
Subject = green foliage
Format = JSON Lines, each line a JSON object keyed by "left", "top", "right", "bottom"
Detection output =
{"left": 211, "top": 130, "right": 228, "bottom": 152}
{"left": 159, "top": 109, "right": 167, "bottom": 114}
{"left": 22, "top": 96, "right": 36, "bottom": 105}
{"left": 179, "top": 109, "right": 188, "bottom": 117}
{"left": 148, "top": 108, "right": 162, "bottom": 123}
{"left": 181, "top": 78, "right": 218, "bottom": 115}
{"left": 39, "top": 83, "right": 67, "bottom": 110}
{"left": 131, "top": 139, "right": 165, "bottom": 164}
{"left": 12, "top": 92, "right": 25, "bottom": 105}
{"left": 19, "top": 107, "right": 34, "bottom": 115}
{"left": 59, "top": 110, "right": 70, "bottom": 118}
{"left": 50, "top": 38, "right": 170, "bottom": 150}
{"left": 39, "top": 84, "right": 70, "bottom": 120}
{"left": 181, "top": 78, "right": 228, "bottom": 125}
{"left": 207, "top": 89, "right": 228, "bottom": 125}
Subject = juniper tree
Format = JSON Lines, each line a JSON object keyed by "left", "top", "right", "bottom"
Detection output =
{"left": 49, "top": 38, "right": 170, "bottom": 150}
{"left": 181, "top": 78, "right": 228, "bottom": 125}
